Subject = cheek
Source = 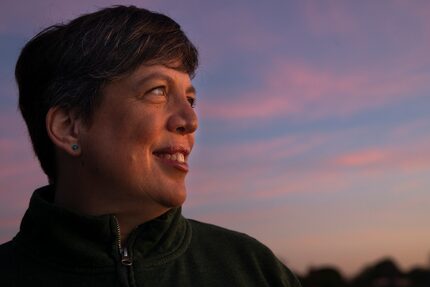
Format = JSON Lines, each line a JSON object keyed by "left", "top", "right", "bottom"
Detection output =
{"left": 133, "top": 114, "right": 165, "bottom": 144}
{"left": 83, "top": 107, "right": 165, "bottom": 165}
{"left": 105, "top": 111, "right": 152, "bottom": 145}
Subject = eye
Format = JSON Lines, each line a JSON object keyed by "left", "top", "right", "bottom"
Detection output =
{"left": 148, "top": 86, "right": 166, "bottom": 96}
{"left": 187, "top": 97, "right": 196, "bottom": 108}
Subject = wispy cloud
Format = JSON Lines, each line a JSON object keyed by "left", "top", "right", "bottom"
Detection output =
{"left": 332, "top": 145, "right": 430, "bottom": 172}
{"left": 200, "top": 60, "right": 430, "bottom": 121}
{"left": 188, "top": 118, "right": 430, "bottom": 209}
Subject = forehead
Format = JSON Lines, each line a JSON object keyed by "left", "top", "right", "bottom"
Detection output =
{"left": 127, "top": 64, "right": 193, "bottom": 90}
{"left": 101, "top": 64, "right": 195, "bottom": 99}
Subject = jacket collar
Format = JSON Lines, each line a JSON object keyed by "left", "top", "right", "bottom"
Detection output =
{"left": 15, "top": 185, "right": 191, "bottom": 268}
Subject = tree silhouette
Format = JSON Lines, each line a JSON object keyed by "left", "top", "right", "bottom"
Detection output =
{"left": 408, "top": 267, "right": 430, "bottom": 287}
{"left": 299, "top": 256, "right": 430, "bottom": 287}
{"left": 301, "top": 266, "right": 347, "bottom": 287}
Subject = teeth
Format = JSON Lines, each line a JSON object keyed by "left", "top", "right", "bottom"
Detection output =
{"left": 177, "top": 153, "right": 185, "bottom": 163}
{"left": 159, "top": 152, "right": 185, "bottom": 163}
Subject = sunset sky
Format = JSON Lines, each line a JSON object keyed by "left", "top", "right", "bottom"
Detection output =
{"left": 1, "top": 0, "right": 430, "bottom": 276}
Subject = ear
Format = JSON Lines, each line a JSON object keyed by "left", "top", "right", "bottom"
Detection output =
{"left": 46, "top": 106, "right": 83, "bottom": 156}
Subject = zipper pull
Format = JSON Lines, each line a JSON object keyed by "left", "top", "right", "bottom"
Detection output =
{"left": 113, "top": 215, "right": 133, "bottom": 266}
{"left": 120, "top": 246, "right": 133, "bottom": 266}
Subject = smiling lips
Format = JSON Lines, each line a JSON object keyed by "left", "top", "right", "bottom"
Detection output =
{"left": 153, "top": 147, "right": 190, "bottom": 172}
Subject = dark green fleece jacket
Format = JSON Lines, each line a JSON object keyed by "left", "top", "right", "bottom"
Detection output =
{"left": 0, "top": 186, "right": 301, "bottom": 287}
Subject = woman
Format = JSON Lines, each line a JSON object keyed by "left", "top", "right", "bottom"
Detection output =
{"left": 0, "top": 5, "right": 301, "bottom": 287}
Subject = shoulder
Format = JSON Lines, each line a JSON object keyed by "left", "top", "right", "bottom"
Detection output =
{"left": 186, "top": 219, "right": 302, "bottom": 287}
{"left": 0, "top": 240, "right": 15, "bottom": 263}
{"left": 0, "top": 239, "right": 18, "bottom": 284}
{"left": 188, "top": 219, "right": 253, "bottom": 240}
{"left": 188, "top": 219, "right": 270, "bottom": 253}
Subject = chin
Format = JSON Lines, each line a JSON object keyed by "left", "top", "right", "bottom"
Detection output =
{"left": 159, "top": 187, "right": 187, "bottom": 208}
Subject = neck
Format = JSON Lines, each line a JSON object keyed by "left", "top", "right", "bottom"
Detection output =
{"left": 53, "top": 175, "right": 171, "bottom": 244}
{"left": 113, "top": 207, "right": 171, "bottom": 245}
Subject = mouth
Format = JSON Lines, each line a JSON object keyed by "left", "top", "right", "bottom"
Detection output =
{"left": 152, "top": 146, "right": 190, "bottom": 172}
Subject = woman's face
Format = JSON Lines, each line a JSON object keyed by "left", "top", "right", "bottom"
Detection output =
{"left": 78, "top": 64, "right": 198, "bottom": 210}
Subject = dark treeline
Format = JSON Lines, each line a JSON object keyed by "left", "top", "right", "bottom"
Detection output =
{"left": 297, "top": 257, "right": 430, "bottom": 287}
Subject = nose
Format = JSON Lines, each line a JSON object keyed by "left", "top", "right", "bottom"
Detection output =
{"left": 167, "top": 99, "right": 198, "bottom": 135}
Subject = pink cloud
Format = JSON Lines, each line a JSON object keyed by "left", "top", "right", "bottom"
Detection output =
{"left": 197, "top": 1, "right": 430, "bottom": 123}
{"left": 332, "top": 141, "right": 430, "bottom": 172}
{"left": 186, "top": 118, "right": 430, "bottom": 209}
{"left": 195, "top": 132, "right": 329, "bottom": 167}
{"left": 0, "top": 217, "right": 21, "bottom": 229}
{"left": 335, "top": 149, "right": 387, "bottom": 168}
{"left": 200, "top": 59, "right": 430, "bottom": 121}
{"left": 186, "top": 130, "right": 337, "bottom": 205}
{"left": 0, "top": 158, "right": 41, "bottom": 179}
{"left": 0, "top": 130, "right": 47, "bottom": 196}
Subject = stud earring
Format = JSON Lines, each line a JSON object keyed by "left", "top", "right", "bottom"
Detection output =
{"left": 71, "top": 144, "right": 79, "bottom": 151}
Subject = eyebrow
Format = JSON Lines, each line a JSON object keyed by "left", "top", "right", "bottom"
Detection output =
{"left": 133, "top": 72, "right": 196, "bottom": 95}
{"left": 186, "top": 85, "right": 196, "bottom": 95}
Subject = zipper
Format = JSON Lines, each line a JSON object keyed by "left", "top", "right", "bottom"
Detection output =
{"left": 113, "top": 216, "right": 133, "bottom": 266}
{"left": 113, "top": 215, "right": 136, "bottom": 287}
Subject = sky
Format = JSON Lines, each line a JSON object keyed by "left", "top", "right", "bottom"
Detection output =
{"left": 1, "top": 0, "right": 430, "bottom": 277}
